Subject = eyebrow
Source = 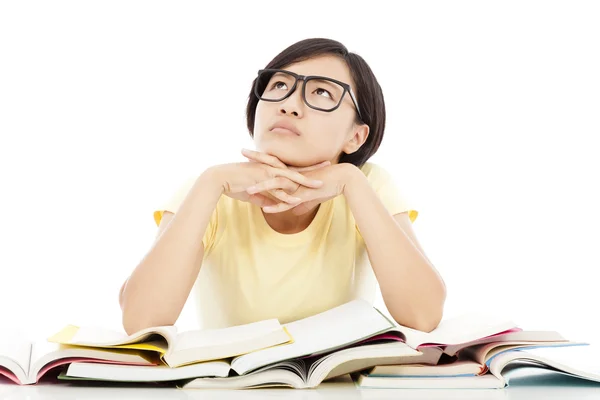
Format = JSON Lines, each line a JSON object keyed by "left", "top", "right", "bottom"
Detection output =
{"left": 281, "top": 70, "right": 353, "bottom": 96}
{"left": 310, "top": 77, "right": 339, "bottom": 90}
{"left": 272, "top": 71, "right": 295, "bottom": 79}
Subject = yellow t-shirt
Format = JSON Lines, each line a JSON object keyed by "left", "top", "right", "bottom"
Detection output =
{"left": 153, "top": 162, "right": 418, "bottom": 329}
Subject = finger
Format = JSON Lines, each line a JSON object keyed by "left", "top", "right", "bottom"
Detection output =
{"left": 291, "top": 200, "right": 320, "bottom": 215}
{"left": 270, "top": 167, "right": 323, "bottom": 189}
{"left": 247, "top": 177, "right": 298, "bottom": 195}
{"left": 247, "top": 193, "right": 279, "bottom": 208}
{"left": 242, "top": 153, "right": 264, "bottom": 164}
{"left": 262, "top": 201, "right": 298, "bottom": 214}
{"left": 247, "top": 179, "right": 301, "bottom": 203}
{"left": 242, "top": 148, "right": 287, "bottom": 169}
{"left": 266, "top": 189, "right": 302, "bottom": 204}
{"left": 289, "top": 160, "right": 331, "bottom": 172}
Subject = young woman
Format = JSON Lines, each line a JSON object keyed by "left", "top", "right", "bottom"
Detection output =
{"left": 119, "top": 38, "right": 446, "bottom": 335}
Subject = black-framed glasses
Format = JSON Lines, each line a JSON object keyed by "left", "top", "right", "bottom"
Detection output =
{"left": 254, "top": 68, "right": 363, "bottom": 122}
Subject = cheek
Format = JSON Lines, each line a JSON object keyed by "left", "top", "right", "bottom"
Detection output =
{"left": 311, "top": 119, "right": 349, "bottom": 147}
{"left": 253, "top": 103, "right": 268, "bottom": 132}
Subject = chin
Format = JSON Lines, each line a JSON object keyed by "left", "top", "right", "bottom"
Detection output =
{"left": 257, "top": 143, "right": 325, "bottom": 168}
{"left": 272, "top": 152, "right": 318, "bottom": 168}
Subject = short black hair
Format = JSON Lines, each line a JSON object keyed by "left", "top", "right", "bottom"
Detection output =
{"left": 246, "top": 38, "right": 386, "bottom": 168}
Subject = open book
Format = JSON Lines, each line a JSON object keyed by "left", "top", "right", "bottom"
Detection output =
{"left": 48, "top": 318, "right": 292, "bottom": 369}
{"left": 0, "top": 339, "right": 156, "bottom": 385}
{"left": 57, "top": 299, "right": 522, "bottom": 389}
{"left": 60, "top": 342, "right": 438, "bottom": 385}
{"left": 356, "top": 340, "right": 599, "bottom": 389}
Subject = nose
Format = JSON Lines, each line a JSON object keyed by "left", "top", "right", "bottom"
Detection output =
{"left": 278, "top": 81, "right": 304, "bottom": 117}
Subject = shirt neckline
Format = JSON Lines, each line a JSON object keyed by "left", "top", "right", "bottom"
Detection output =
{"left": 252, "top": 200, "right": 332, "bottom": 245}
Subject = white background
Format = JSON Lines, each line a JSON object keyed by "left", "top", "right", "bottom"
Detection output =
{"left": 0, "top": 1, "right": 598, "bottom": 345}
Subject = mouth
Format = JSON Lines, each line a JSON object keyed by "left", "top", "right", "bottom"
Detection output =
{"left": 269, "top": 122, "right": 301, "bottom": 136}
{"left": 270, "top": 127, "right": 300, "bottom": 136}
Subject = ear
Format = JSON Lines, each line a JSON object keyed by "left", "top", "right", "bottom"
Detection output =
{"left": 342, "top": 123, "right": 369, "bottom": 155}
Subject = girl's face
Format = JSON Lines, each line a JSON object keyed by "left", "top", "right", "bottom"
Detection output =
{"left": 253, "top": 55, "right": 369, "bottom": 167}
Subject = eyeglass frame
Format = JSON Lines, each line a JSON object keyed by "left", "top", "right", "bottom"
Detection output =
{"left": 254, "top": 68, "right": 364, "bottom": 122}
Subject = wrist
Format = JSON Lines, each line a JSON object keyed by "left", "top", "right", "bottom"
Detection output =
{"left": 337, "top": 163, "right": 363, "bottom": 194}
{"left": 199, "top": 165, "right": 228, "bottom": 195}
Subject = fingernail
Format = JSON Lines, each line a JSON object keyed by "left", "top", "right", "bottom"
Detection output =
{"left": 312, "top": 180, "right": 323, "bottom": 185}
{"left": 263, "top": 206, "right": 275, "bottom": 212}
{"left": 247, "top": 186, "right": 257, "bottom": 193}
{"left": 290, "top": 197, "right": 302, "bottom": 203}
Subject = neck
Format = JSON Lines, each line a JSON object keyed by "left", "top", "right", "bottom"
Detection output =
{"left": 262, "top": 206, "right": 320, "bottom": 234}
{"left": 260, "top": 157, "right": 337, "bottom": 233}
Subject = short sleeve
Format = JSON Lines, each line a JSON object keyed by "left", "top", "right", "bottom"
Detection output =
{"left": 359, "top": 162, "right": 418, "bottom": 223}
{"left": 152, "top": 175, "right": 220, "bottom": 253}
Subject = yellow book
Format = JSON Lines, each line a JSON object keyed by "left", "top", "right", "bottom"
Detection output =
{"left": 48, "top": 319, "right": 293, "bottom": 368}
{"left": 0, "top": 334, "right": 156, "bottom": 385}
{"left": 56, "top": 300, "right": 428, "bottom": 386}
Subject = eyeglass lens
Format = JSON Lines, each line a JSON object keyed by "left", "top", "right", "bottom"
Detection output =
{"left": 258, "top": 70, "right": 345, "bottom": 111}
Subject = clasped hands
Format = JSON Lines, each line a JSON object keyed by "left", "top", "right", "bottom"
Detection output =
{"left": 236, "top": 148, "right": 348, "bottom": 215}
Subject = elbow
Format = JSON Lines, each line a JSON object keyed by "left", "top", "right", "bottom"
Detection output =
{"left": 121, "top": 308, "right": 163, "bottom": 336}
{"left": 392, "top": 311, "right": 443, "bottom": 333}
{"left": 391, "top": 286, "right": 446, "bottom": 333}
{"left": 121, "top": 300, "right": 177, "bottom": 335}
{"left": 119, "top": 281, "right": 141, "bottom": 335}
{"left": 118, "top": 278, "right": 129, "bottom": 311}
{"left": 419, "top": 278, "right": 447, "bottom": 332}
{"left": 122, "top": 316, "right": 140, "bottom": 336}
{"left": 395, "top": 309, "right": 443, "bottom": 333}
{"left": 415, "top": 308, "right": 444, "bottom": 333}
{"left": 121, "top": 302, "right": 143, "bottom": 335}
{"left": 118, "top": 277, "right": 159, "bottom": 334}
{"left": 419, "top": 285, "right": 446, "bottom": 332}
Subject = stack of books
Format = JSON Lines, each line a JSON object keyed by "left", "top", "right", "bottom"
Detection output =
{"left": 1, "top": 299, "right": 598, "bottom": 389}
{"left": 355, "top": 332, "right": 600, "bottom": 389}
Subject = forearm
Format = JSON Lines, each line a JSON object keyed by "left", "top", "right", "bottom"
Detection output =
{"left": 343, "top": 166, "right": 446, "bottom": 332}
{"left": 121, "top": 167, "right": 224, "bottom": 334}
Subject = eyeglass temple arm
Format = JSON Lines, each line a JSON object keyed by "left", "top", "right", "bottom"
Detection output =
{"left": 348, "top": 88, "right": 362, "bottom": 120}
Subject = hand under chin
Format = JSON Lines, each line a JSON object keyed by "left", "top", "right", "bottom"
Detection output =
{"left": 272, "top": 154, "right": 327, "bottom": 169}
{"left": 255, "top": 146, "right": 325, "bottom": 169}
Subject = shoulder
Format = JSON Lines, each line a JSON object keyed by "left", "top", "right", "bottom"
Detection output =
{"left": 152, "top": 175, "right": 198, "bottom": 226}
{"left": 355, "top": 162, "right": 419, "bottom": 223}
{"left": 358, "top": 162, "right": 395, "bottom": 188}
{"left": 152, "top": 174, "right": 243, "bottom": 227}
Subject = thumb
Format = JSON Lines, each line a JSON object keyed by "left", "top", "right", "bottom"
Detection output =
{"left": 248, "top": 194, "right": 279, "bottom": 208}
{"left": 291, "top": 200, "right": 321, "bottom": 216}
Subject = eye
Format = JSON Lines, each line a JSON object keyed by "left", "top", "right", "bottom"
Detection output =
{"left": 315, "top": 87, "right": 333, "bottom": 98}
{"left": 271, "top": 81, "right": 288, "bottom": 90}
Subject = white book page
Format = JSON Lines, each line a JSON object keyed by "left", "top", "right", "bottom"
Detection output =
{"left": 65, "top": 359, "right": 231, "bottom": 381}
{"left": 183, "top": 368, "right": 305, "bottom": 389}
{"left": 492, "top": 344, "right": 600, "bottom": 381}
{"left": 30, "top": 341, "right": 61, "bottom": 370}
{"left": 29, "top": 341, "right": 74, "bottom": 380}
{"left": 0, "top": 332, "right": 32, "bottom": 377}
{"left": 314, "top": 342, "right": 424, "bottom": 384}
{"left": 173, "top": 319, "right": 282, "bottom": 352}
{"left": 370, "top": 359, "right": 484, "bottom": 377}
{"left": 444, "top": 330, "right": 567, "bottom": 356}
{"left": 399, "top": 313, "right": 517, "bottom": 348}
{"left": 471, "top": 341, "right": 578, "bottom": 365}
{"left": 29, "top": 341, "right": 157, "bottom": 377}
{"left": 231, "top": 300, "right": 393, "bottom": 375}
{"left": 70, "top": 326, "right": 126, "bottom": 344}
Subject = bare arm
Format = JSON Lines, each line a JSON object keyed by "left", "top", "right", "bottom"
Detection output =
{"left": 119, "top": 168, "right": 224, "bottom": 335}
{"left": 118, "top": 160, "right": 322, "bottom": 335}
{"left": 342, "top": 165, "right": 446, "bottom": 332}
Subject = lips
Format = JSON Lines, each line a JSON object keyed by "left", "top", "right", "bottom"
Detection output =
{"left": 270, "top": 121, "right": 301, "bottom": 136}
